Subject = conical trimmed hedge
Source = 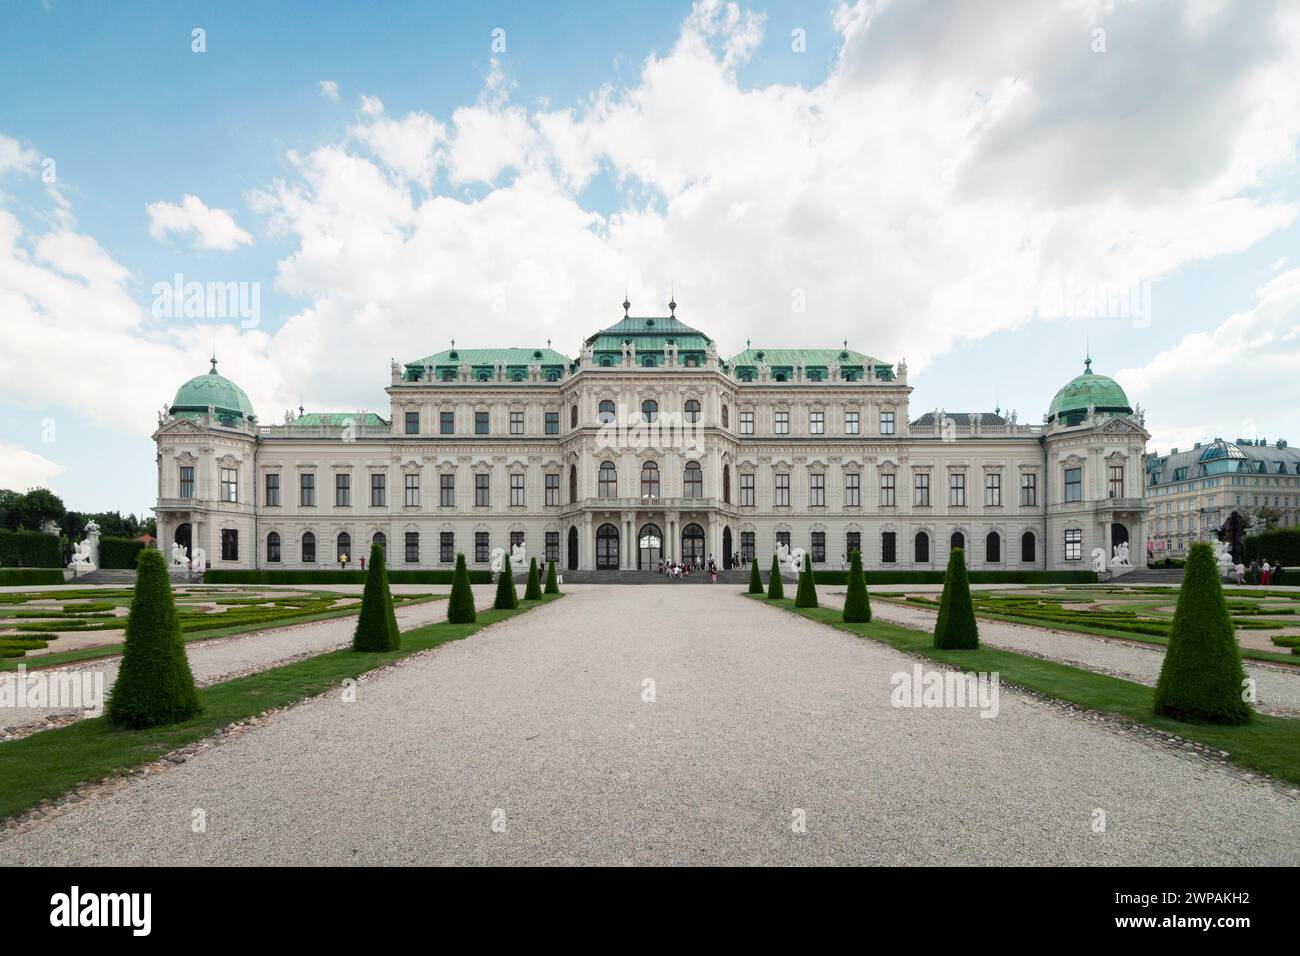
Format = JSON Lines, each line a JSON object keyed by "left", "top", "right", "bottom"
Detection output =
{"left": 354, "top": 542, "right": 400, "bottom": 651}
{"left": 545, "top": 559, "right": 560, "bottom": 594}
{"left": 794, "top": 552, "right": 818, "bottom": 608}
{"left": 933, "top": 547, "right": 978, "bottom": 649}
{"left": 1153, "top": 542, "right": 1252, "bottom": 724}
{"left": 447, "top": 552, "right": 476, "bottom": 624}
{"left": 493, "top": 561, "right": 518, "bottom": 610}
{"left": 524, "top": 556, "right": 543, "bottom": 600}
{"left": 768, "top": 554, "right": 785, "bottom": 600}
{"left": 843, "top": 549, "right": 871, "bottom": 623}
{"left": 107, "top": 548, "right": 201, "bottom": 728}
{"left": 748, "top": 557, "right": 763, "bottom": 594}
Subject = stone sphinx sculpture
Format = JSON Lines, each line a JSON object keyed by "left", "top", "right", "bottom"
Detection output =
{"left": 489, "top": 542, "right": 528, "bottom": 574}
{"left": 67, "top": 539, "right": 96, "bottom": 575}
{"left": 170, "top": 542, "right": 189, "bottom": 567}
{"left": 1091, "top": 547, "right": 1107, "bottom": 574}
{"left": 1111, "top": 541, "right": 1131, "bottom": 568}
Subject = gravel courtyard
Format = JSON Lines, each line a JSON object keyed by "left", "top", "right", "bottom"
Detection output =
{"left": 5, "top": 585, "right": 1298, "bottom": 866}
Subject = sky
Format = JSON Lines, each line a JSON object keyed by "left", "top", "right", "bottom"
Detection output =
{"left": 1, "top": 0, "right": 1300, "bottom": 517}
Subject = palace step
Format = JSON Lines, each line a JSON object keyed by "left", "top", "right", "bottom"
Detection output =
{"left": 64, "top": 567, "right": 199, "bottom": 585}
{"left": 559, "top": 569, "right": 757, "bottom": 585}
{"left": 1110, "top": 568, "right": 1184, "bottom": 585}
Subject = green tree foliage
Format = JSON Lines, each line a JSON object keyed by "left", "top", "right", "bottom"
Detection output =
{"left": 842, "top": 549, "right": 871, "bottom": 623}
{"left": 748, "top": 557, "right": 763, "bottom": 594}
{"left": 794, "top": 552, "right": 819, "bottom": 608}
{"left": 447, "top": 552, "right": 476, "bottom": 624}
{"left": 524, "top": 556, "right": 543, "bottom": 600}
{"left": 494, "top": 562, "right": 518, "bottom": 610}
{"left": 353, "top": 542, "right": 400, "bottom": 651}
{"left": 768, "top": 554, "right": 785, "bottom": 600}
{"left": 544, "top": 559, "right": 560, "bottom": 594}
{"left": 933, "top": 548, "right": 979, "bottom": 649}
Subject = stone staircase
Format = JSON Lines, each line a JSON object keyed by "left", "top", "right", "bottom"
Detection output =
{"left": 65, "top": 568, "right": 199, "bottom": 585}
{"left": 558, "top": 569, "right": 759, "bottom": 585}
{"left": 1108, "top": 567, "right": 1184, "bottom": 585}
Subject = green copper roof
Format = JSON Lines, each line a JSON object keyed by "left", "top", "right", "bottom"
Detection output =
{"left": 293, "top": 412, "right": 388, "bottom": 427}
{"left": 584, "top": 314, "right": 713, "bottom": 354}
{"left": 171, "top": 358, "right": 256, "bottom": 422}
{"left": 405, "top": 347, "right": 569, "bottom": 369}
{"left": 727, "top": 346, "right": 893, "bottom": 381}
{"left": 1046, "top": 359, "right": 1131, "bottom": 422}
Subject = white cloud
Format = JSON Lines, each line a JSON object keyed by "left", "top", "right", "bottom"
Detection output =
{"left": 318, "top": 80, "right": 339, "bottom": 101}
{"left": 0, "top": 442, "right": 64, "bottom": 491}
{"left": 351, "top": 111, "right": 446, "bottom": 189}
{"left": 359, "top": 95, "right": 384, "bottom": 116}
{"left": 146, "top": 194, "right": 253, "bottom": 251}
{"left": 0, "top": 133, "right": 39, "bottom": 176}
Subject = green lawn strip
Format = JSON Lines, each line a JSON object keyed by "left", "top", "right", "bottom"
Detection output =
{"left": 0, "top": 595, "right": 445, "bottom": 672}
{"left": 748, "top": 594, "right": 1300, "bottom": 786}
{"left": 874, "top": 595, "right": 1300, "bottom": 667}
{"left": 0, "top": 594, "right": 561, "bottom": 823}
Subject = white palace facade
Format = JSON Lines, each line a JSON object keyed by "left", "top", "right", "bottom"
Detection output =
{"left": 153, "top": 304, "right": 1151, "bottom": 574}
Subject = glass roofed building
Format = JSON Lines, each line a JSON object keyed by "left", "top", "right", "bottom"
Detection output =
{"left": 153, "top": 305, "right": 1151, "bottom": 575}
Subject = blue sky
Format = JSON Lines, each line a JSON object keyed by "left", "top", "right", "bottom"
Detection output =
{"left": 2, "top": 0, "right": 1300, "bottom": 516}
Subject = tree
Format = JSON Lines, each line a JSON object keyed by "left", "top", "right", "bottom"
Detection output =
{"left": 15, "top": 488, "right": 65, "bottom": 531}
{"left": 0, "top": 489, "right": 21, "bottom": 531}
{"left": 107, "top": 548, "right": 201, "bottom": 728}
{"left": 1153, "top": 541, "right": 1252, "bottom": 725}
{"left": 353, "top": 542, "right": 400, "bottom": 651}
{"left": 768, "top": 554, "right": 785, "bottom": 600}
{"left": 544, "top": 559, "right": 560, "bottom": 595}
{"left": 494, "top": 562, "right": 518, "bottom": 610}
{"left": 794, "top": 552, "right": 818, "bottom": 608}
{"left": 933, "top": 548, "right": 979, "bottom": 649}
{"left": 748, "top": 557, "right": 763, "bottom": 594}
{"left": 447, "top": 552, "right": 476, "bottom": 623}
{"left": 842, "top": 549, "right": 871, "bottom": 623}
{"left": 524, "top": 556, "right": 543, "bottom": 600}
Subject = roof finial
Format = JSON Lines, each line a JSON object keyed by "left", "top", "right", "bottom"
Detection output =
{"left": 1085, "top": 335, "right": 1092, "bottom": 373}
{"left": 843, "top": 338, "right": 848, "bottom": 350}
{"left": 209, "top": 353, "right": 218, "bottom": 374}
{"left": 746, "top": 338, "right": 751, "bottom": 350}
{"left": 623, "top": 295, "right": 630, "bottom": 317}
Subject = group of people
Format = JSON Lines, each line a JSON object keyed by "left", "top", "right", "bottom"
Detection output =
{"left": 1232, "top": 559, "right": 1286, "bottom": 586}
{"left": 657, "top": 554, "right": 722, "bottom": 582}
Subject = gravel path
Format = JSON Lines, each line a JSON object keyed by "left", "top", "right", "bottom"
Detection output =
{"left": 4, "top": 585, "right": 1297, "bottom": 865}
{"left": 870, "top": 599, "right": 1300, "bottom": 716}
{"left": 0, "top": 585, "right": 499, "bottom": 735}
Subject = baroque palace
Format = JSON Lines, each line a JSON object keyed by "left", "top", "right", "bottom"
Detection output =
{"left": 153, "top": 303, "right": 1151, "bottom": 574}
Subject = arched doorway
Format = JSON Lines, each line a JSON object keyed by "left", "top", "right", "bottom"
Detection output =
{"left": 595, "top": 523, "right": 620, "bottom": 570}
{"left": 174, "top": 523, "right": 192, "bottom": 559}
{"left": 567, "top": 526, "right": 579, "bottom": 570}
{"left": 682, "top": 523, "right": 705, "bottom": 565}
{"left": 638, "top": 524, "right": 663, "bottom": 569}
{"left": 951, "top": 531, "right": 965, "bottom": 553}
{"left": 1111, "top": 522, "right": 1129, "bottom": 548}
{"left": 722, "top": 527, "right": 733, "bottom": 568}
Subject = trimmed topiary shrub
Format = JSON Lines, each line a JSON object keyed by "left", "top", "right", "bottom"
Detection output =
{"left": 107, "top": 548, "right": 201, "bottom": 728}
{"left": 524, "top": 557, "right": 543, "bottom": 600}
{"left": 748, "top": 557, "right": 763, "bottom": 594}
{"left": 99, "top": 536, "right": 146, "bottom": 569}
{"left": 1153, "top": 542, "right": 1252, "bottom": 725}
{"left": 353, "top": 542, "right": 399, "bottom": 651}
{"left": 768, "top": 554, "right": 785, "bottom": 600}
{"left": 0, "top": 528, "right": 62, "bottom": 568}
{"left": 934, "top": 548, "right": 979, "bottom": 649}
{"left": 447, "top": 553, "right": 476, "bottom": 623}
{"left": 0, "top": 568, "right": 64, "bottom": 586}
{"left": 544, "top": 559, "right": 560, "bottom": 594}
{"left": 842, "top": 549, "right": 871, "bottom": 623}
{"left": 794, "top": 552, "right": 818, "bottom": 608}
{"left": 493, "top": 564, "right": 518, "bottom": 610}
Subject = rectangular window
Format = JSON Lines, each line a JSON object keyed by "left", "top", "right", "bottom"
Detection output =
{"left": 774, "top": 410, "right": 789, "bottom": 435}
{"left": 370, "top": 473, "right": 386, "bottom": 507}
{"left": 475, "top": 473, "right": 490, "bottom": 507}
{"left": 845, "top": 473, "right": 861, "bottom": 507}
{"left": 740, "top": 473, "right": 755, "bottom": 507}
{"left": 740, "top": 531, "right": 755, "bottom": 564}
{"left": 300, "top": 473, "right": 316, "bottom": 507}
{"left": 811, "top": 531, "right": 826, "bottom": 564}
{"left": 475, "top": 532, "right": 489, "bottom": 563}
{"left": 404, "top": 410, "right": 420, "bottom": 435}
{"left": 810, "top": 473, "right": 825, "bottom": 507}
{"left": 220, "top": 467, "right": 238, "bottom": 503}
{"left": 545, "top": 531, "right": 559, "bottom": 564}
{"left": 810, "top": 410, "right": 824, "bottom": 435}
{"left": 914, "top": 472, "right": 930, "bottom": 507}
{"left": 1021, "top": 473, "right": 1037, "bottom": 507}
{"left": 440, "top": 474, "right": 454, "bottom": 507}
{"left": 845, "top": 411, "right": 859, "bottom": 435}
{"left": 1109, "top": 465, "right": 1124, "bottom": 499}
{"left": 264, "top": 473, "right": 280, "bottom": 507}
{"left": 985, "top": 472, "right": 1001, "bottom": 507}
{"left": 221, "top": 529, "right": 238, "bottom": 561}
{"left": 335, "top": 473, "right": 351, "bottom": 507}
{"left": 880, "top": 411, "right": 895, "bottom": 435}
{"left": 545, "top": 411, "right": 559, "bottom": 435}
{"left": 880, "top": 531, "right": 896, "bottom": 564}
{"left": 949, "top": 472, "right": 966, "bottom": 507}
{"left": 475, "top": 411, "right": 489, "bottom": 435}
{"left": 179, "top": 465, "right": 195, "bottom": 499}
{"left": 774, "top": 473, "right": 790, "bottom": 507}
{"left": 404, "top": 473, "right": 419, "bottom": 507}
{"left": 1064, "top": 527, "right": 1082, "bottom": 561}
{"left": 1065, "top": 467, "right": 1082, "bottom": 502}
{"left": 439, "top": 410, "right": 454, "bottom": 435}
{"left": 510, "top": 410, "right": 524, "bottom": 435}
{"left": 880, "top": 473, "right": 896, "bottom": 507}
{"left": 440, "top": 532, "right": 454, "bottom": 564}
{"left": 545, "top": 473, "right": 560, "bottom": 507}
{"left": 776, "top": 531, "right": 791, "bottom": 553}
{"left": 405, "top": 531, "right": 419, "bottom": 564}
{"left": 267, "top": 534, "right": 280, "bottom": 563}
{"left": 510, "top": 531, "right": 524, "bottom": 554}
{"left": 740, "top": 411, "right": 754, "bottom": 435}
{"left": 510, "top": 473, "right": 525, "bottom": 507}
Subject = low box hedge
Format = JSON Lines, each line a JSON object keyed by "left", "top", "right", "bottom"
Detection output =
{"left": 0, "top": 568, "right": 65, "bottom": 586}
{"left": 203, "top": 568, "right": 492, "bottom": 585}
{"left": 810, "top": 569, "right": 1099, "bottom": 586}
{"left": 0, "top": 529, "right": 62, "bottom": 568}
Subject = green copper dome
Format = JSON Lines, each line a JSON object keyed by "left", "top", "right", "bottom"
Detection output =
{"left": 1046, "top": 358, "right": 1131, "bottom": 423}
{"left": 171, "top": 358, "right": 256, "bottom": 423}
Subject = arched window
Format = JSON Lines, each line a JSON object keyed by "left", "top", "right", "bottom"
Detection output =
{"left": 641, "top": 399, "right": 658, "bottom": 423}
{"left": 951, "top": 531, "right": 965, "bottom": 553}
{"left": 596, "top": 523, "right": 619, "bottom": 569}
{"left": 722, "top": 404, "right": 729, "bottom": 428}
{"left": 681, "top": 523, "right": 705, "bottom": 563}
{"left": 337, "top": 531, "right": 351, "bottom": 563}
{"left": 986, "top": 531, "right": 1001, "bottom": 563}
{"left": 598, "top": 461, "right": 617, "bottom": 498}
{"left": 373, "top": 531, "right": 386, "bottom": 551}
{"left": 600, "top": 356, "right": 613, "bottom": 367}
{"left": 569, "top": 464, "right": 578, "bottom": 504}
{"left": 684, "top": 399, "right": 701, "bottom": 423}
{"left": 302, "top": 532, "right": 316, "bottom": 564}
{"left": 641, "top": 461, "right": 660, "bottom": 497}
{"left": 914, "top": 531, "right": 929, "bottom": 564}
{"left": 1021, "top": 531, "right": 1036, "bottom": 563}
{"left": 598, "top": 399, "right": 615, "bottom": 424}
{"left": 684, "top": 461, "right": 703, "bottom": 498}
{"left": 723, "top": 464, "right": 731, "bottom": 504}
{"left": 266, "top": 532, "right": 281, "bottom": 563}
